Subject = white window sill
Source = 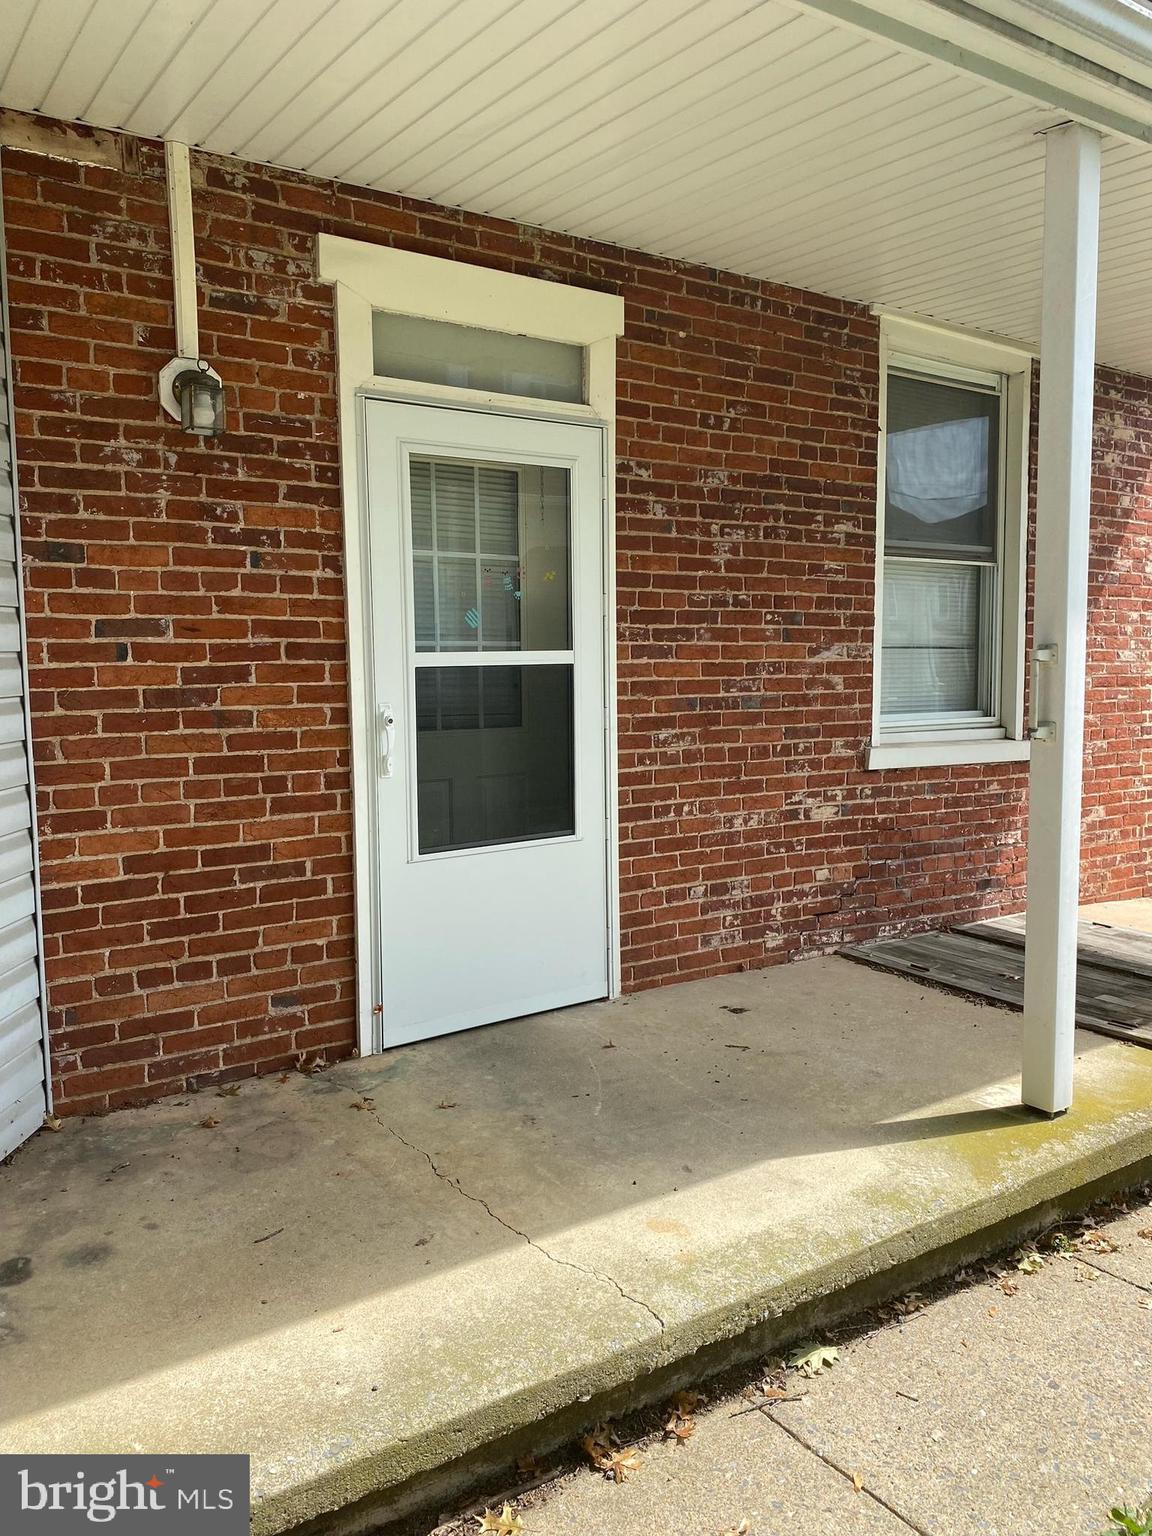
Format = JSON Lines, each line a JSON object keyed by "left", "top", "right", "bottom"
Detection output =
{"left": 867, "top": 737, "right": 1032, "bottom": 771}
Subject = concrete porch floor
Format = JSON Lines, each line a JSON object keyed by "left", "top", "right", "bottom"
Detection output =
{"left": 2, "top": 956, "right": 1151, "bottom": 1534}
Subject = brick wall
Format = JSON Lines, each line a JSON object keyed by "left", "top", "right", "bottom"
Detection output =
{"left": 2, "top": 121, "right": 1149, "bottom": 1112}
{"left": 1084, "top": 369, "right": 1152, "bottom": 892}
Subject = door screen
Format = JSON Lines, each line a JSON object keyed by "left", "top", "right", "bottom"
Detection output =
{"left": 408, "top": 456, "right": 575, "bottom": 854}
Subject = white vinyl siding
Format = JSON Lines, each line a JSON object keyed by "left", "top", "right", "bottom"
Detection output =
{"left": 0, "top": 207, "right": 49, "bottom": 1160}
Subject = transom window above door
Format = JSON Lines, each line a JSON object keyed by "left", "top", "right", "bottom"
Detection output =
{"left": 869, "top": 318, "right": 1031, "bottom": 771}
{"left": 373, "top": 312, "right": 585, "bottom": 403}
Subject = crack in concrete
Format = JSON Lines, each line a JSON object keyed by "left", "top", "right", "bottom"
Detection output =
{"left": 369, "top": 1109, "right": 667, "bottom": 1336}
{"left": 763, "top": 1410, "right": 936, "bottom": 1536}
{"left": 1074, "top": 1253, "right": 1152, "bottom": 1293}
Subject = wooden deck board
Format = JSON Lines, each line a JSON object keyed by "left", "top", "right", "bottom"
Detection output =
{"left": 957, "top": 914, "right": 1152, "bottom": 983}
{"left": 843, "top": 924, "right": 1152, "bottom": 1049}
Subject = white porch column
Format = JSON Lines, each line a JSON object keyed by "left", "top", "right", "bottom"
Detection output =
{"left": 1022, "top": 122, "right": 1102, "bottom": 1116}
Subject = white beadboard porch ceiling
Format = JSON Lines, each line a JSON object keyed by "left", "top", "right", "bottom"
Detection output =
{"left": 3, "top": 0, "right": 1152, "bottom": 373}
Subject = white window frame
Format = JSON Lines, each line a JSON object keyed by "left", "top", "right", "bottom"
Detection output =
{"left": 868, "top": 315, "right": 1033, "bottom": 771}
{"left": 315, "top": 235, "right": 624, "bottom": 1055}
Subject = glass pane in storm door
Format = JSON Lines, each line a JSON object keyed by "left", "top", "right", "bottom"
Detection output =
{"left": 409, "top": 457, "right": 572, "bottom": 652}
{"left": 414, "top": 666, "right": 575, "bottom": 854}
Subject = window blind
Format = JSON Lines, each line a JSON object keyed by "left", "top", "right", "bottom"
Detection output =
{"left": 881, "top": 562, "right": 981, "bottom": 715}
{"left": 409, "top": 459, "right": 521, "bottom": 652}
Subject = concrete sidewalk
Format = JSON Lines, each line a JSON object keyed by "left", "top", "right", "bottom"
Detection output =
{"left": 1, "top": 956, "right": 1151, "bottom": 1535}
{"left": 513, "top": 1186, "right": 1152, "bottom": 1536}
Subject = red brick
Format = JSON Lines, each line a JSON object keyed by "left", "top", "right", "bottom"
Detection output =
{"left": 6, "top": 118, "right": 1147, "bottom": 1117}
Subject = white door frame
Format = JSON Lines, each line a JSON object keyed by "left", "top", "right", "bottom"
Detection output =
{"left": 317, "top": 236, "right": 625, "bottom": 1056}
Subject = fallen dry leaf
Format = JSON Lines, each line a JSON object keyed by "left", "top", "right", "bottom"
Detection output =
{"left": 889, "top": 1291, "right": 926, "bottom": 1316}
{"left": 41, "top": 1114, "right": 62, "bottom": 1132}
{"left": 1080, "top": 1229, "right": 1119, "bottom": 1254}
{"left": 672, "top": 1390, "right": 706, "bottom": 1417}
{"left": 515, "top": 1453, "right": 541, "bottom": 1479}
{"left": 663, "top": 1413, "right": 696, "bottom": 1443}
{"left": 997, "top": 1278, "right": 1019, "bottom": 1296}
{"left": 198, "top": 1115, "right": 220, "bottom": 1129}
{"left": 852, "top": 1471, "right": 865, "bottom": 1493}
{"left": 787, "top": 1342, "right": 839, "bottom": 1378}
{"left": 1137, "top": 1229, "right": 1152, "bottom": 1241}
{"left": 753, "top": 1364, "right": 782, "bottom": 1388}
{"left": 436, "top": 1100, "right": 458, "bottom": 1110}
{"left": 1016, "top": 1251, "right": 1045, "bottom": 1274}
{"left": 601, "top": 1448, "right": 643, "bottom": 1483}
{"left": 579, "top": 1427, "right": 613, "bottom": 1467}
{"left": 579, "top": 1428, "right": 642, "bottom": 1483}
{"left": 216, "top": 1082, "right": 242, "bottom": 1097}
{"left": 720, "top": 1521, "right": 751, "bottom": 1535}
{"left": 475, "top": 1503, "right": 525, "bottom": 1534}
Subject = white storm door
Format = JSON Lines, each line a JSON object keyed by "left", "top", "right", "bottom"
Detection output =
{"left": 365, "top": 401, "right": 609, "bottom": 1047}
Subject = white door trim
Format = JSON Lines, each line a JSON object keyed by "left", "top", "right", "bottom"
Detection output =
{"left": 317, "top": 236, "right": 624, "bottom": 1057}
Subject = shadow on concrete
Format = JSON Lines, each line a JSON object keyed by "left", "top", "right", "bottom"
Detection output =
{"left": 876, "top": 1104, "right": 1045, "bottom": 1140}
{"left": 0, "top": 951, "right": 1129, "bottom": 1429}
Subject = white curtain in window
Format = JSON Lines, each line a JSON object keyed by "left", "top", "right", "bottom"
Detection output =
{"left": 882, "top": 563, "right": 981, "bottom": 715}
{"left": 887, "top": 417, "right": 989, "bottom": 524}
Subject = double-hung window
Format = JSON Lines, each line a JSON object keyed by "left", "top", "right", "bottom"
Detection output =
{"left": 869, "top": 319, "right": 1031, "bottom": 770}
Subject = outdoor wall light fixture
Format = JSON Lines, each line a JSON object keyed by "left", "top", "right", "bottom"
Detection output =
{"left": 159, "top": 142, "right": 226, "bottom": 439}
{"left": 159, "top": 356, "right": 226, "bottom": 437}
